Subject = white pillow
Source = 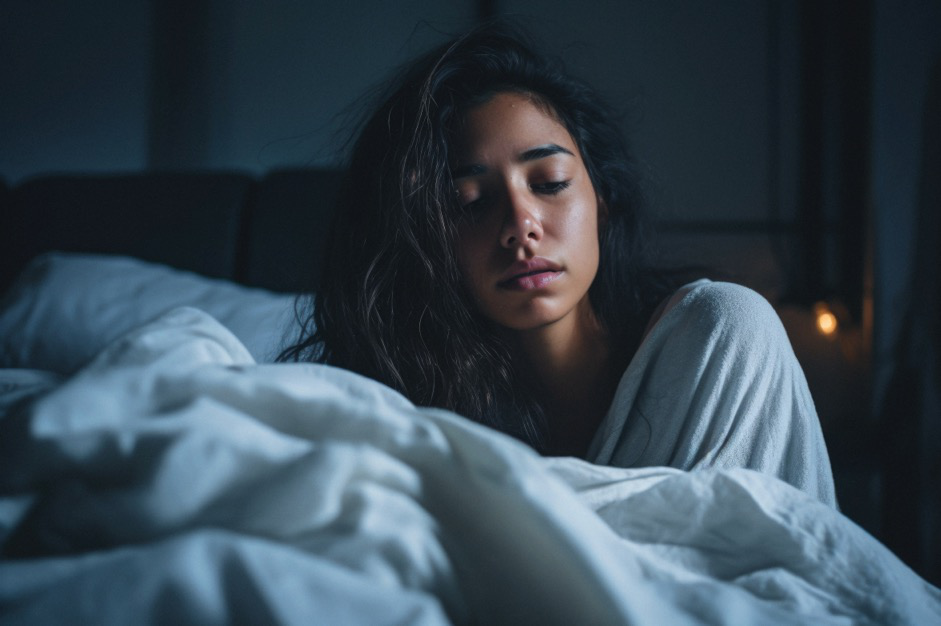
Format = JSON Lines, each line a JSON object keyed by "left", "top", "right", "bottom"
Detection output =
{"left": 0, "top": 253, "right": 302, "bottom": 374}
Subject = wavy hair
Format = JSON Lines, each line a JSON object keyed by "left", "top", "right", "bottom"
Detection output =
{"left": 280, "top": 22, "right": 670, "bottom": 452}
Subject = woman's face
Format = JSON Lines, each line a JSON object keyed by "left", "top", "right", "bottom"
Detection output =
{"left": 451, "top": 91, "right": 602, "bottom": 333}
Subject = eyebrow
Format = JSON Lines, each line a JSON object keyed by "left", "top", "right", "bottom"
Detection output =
{"left": 451, "top": 143, "right": 574, "bottom": 180}
{"left": 520, "top": 143, "right": 574, "bottom": 162}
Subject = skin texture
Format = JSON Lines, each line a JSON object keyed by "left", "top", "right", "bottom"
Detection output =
{"left": 451, "top": 92, "right": 617, "bottom": 455}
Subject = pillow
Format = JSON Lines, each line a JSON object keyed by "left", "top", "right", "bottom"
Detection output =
{"left": 0, "top": 253, "right": 302, "bottom": 374}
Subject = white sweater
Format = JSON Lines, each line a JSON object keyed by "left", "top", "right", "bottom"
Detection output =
{"left": 588, "top": 280, "right": 838, "bottom": 507}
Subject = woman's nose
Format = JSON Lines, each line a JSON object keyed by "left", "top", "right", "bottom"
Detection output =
{"left": 499, "top": 191, "right": 543, "bottom": 248}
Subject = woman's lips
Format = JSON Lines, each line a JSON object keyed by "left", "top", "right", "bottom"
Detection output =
{"left": 499, "top": 270, "right": 562, "bottom": 291}
{"left": 497, "top": 258, "right": 563, "bottom": 291}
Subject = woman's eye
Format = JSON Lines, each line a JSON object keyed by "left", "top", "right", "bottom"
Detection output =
{"left": 532, "top": 180, "right": 571, "bottom": 195}
{"left": 459, "top": 195, "right": 489, "bottom": 216}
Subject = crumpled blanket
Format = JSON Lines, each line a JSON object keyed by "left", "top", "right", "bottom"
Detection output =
{"left": 0, "top": 307, "right": 938, "bottom": 624}
{"left": 590, "top": 280, "right": 837, "bottom": 506}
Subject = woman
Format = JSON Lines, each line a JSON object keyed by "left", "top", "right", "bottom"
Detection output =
{"left": 282, "top": 23, "right": 836, "bottom": 505}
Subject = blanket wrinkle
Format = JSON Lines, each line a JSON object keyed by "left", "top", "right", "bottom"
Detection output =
{"left": 0, "top": 306, "right": 939, "bottom": 625}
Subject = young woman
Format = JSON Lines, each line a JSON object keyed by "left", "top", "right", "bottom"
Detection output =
{"left": 282, "top": 23, "right": 837, "bottom": 505}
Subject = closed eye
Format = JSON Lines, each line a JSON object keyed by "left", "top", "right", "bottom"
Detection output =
{"left": 532, "top": 180, "right": 571, "bottom": 195}
{"left": 458, "top": 194, "right": 490, "bottom": 216}
{"left": 457, "top": 180, "right": 571, "bottom": 217}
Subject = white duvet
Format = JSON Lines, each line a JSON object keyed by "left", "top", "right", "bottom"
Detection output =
{"left": 1, "top": 308, "right": 938, "bottom": 624}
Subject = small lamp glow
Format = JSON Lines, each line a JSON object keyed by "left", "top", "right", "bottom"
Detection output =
{"left": 814, "top": 302, "right": 838, "bottom": 336}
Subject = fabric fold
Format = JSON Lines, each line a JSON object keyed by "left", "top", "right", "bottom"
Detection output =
{"left": 1, "top": 306, "right": 937, "bottom": 625}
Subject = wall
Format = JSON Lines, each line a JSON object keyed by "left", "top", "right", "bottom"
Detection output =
{"left": 0, "top": 0, "right": 477, "bottom": 182}
{"left": 871, "top": 0, "right": 941, "bottom": 394}
{"left": 0, "top": 1, "right": 152, "bottom": 180}
{"left": 870, "top": 0, "right": 941, "bottom": 584}
{"left": 150, "top": 0, "right": 478, "bottom": 171}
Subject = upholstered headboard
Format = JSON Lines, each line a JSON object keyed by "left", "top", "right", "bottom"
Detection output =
{"left": 0, "top": 168, "right": 344, "bottom": 295}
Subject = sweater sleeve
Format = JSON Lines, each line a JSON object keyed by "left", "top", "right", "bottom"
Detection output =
{"left": 587, "top": 280, "right": 838, "bottom": 507}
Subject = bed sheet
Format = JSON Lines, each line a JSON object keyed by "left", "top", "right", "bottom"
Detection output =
{"left": 0, "top": 307, "right": 938, "bottom": 624}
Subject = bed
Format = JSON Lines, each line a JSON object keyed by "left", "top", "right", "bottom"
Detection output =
{"left": 1, "top": 170, "right": 939, "bottom": 624}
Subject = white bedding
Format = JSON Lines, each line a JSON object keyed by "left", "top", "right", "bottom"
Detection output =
{"left": 1, "top": 308, "right": 938, "bottom": 624}
{"left": 0, "top": 253, "right": 297, "bottom": 373}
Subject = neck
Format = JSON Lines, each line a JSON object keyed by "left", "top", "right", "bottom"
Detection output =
{"left": 511, "top": 301, "right": 619, "bottom": 457}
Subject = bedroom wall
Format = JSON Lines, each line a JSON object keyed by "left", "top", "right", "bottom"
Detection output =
{"left": 0, "top": 1, "right": 153, "bottom": 181}
{"left": 870, "top": 0, "right": 941, "bottom": 585}
{"left": 148, "top": 0, "right": 478, "bottom": 171}
{"left": 0, "top": 1, "right": 478, "bottom": 182}
{"left": 871, "top": 0, "right": 941, "bottom": 395}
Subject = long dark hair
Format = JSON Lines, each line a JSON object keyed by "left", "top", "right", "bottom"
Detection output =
{"left": 280, "top": 22, "right": 670, "bottom": 452}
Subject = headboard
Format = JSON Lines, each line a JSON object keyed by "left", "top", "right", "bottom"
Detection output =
{"left": 0, "top": 168, "right": 344, "bottom": 295}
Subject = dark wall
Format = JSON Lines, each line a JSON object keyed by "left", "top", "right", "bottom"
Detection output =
{"left": 147, "top": 0, "right": 478, "bottom": 171}
{"left": 870, "top": 0, "right": 941, "bottom": 585}
{"left": 0, "top": 0, "right": 477, "bottom": 181}
{"left": 1, "top": 1, "right": 152, "bottom": 179}
{"left": 871, "top": 0, "right": 941, "bottom": 381}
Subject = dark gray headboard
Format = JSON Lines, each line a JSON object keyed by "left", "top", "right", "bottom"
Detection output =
{"left": 0, "top": 168, "right": 343, "bottom": 295}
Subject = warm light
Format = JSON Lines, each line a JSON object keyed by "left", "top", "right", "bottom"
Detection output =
{"left": 814, "top": 302, "right": 838, "bottom": 336}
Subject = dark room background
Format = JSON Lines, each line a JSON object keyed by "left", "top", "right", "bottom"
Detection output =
{"left": 2, "top": 0, "right": 939, "bottom": 583}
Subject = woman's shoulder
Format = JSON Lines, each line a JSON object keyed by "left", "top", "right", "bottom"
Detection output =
{"left": 645, "top": 279, "right": 782, "bottom": 341}
{"left": 679, "top": 279, "right": 776, "bottom": 318}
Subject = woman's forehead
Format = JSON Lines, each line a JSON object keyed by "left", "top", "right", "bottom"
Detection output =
{"left": 453, "top": 92, "right": 578, "bottom": 160}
